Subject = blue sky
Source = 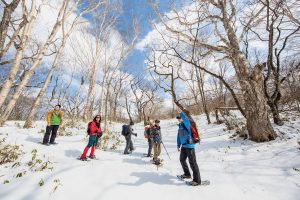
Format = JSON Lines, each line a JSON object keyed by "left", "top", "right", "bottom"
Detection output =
{"left": 115, "top": 0, "right": 176, "bottom": 76}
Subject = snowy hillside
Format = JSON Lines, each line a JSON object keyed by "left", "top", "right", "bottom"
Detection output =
{"left": 0, "top": 115, "right": 299, "bottom": 200}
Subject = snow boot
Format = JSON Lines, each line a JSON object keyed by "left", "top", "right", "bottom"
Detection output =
{"left": 89, "top": 146, "right": 96, "bottom": 158}
{"left": 80, "top": 147, "right": 89, "bottom": 159}
{"left": 177, "top": 174, "right": 192, "bottom": 179}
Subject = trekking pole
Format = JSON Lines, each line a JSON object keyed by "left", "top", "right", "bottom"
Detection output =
{"left": 161, "top": 141, "right": 171, "bottom": 160}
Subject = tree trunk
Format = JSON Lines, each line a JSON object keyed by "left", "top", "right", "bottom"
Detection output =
{"left": 103, "top": 84, "right": 110, "bottom": 130}
{"left": 268, "top": 100, "right": 284, "bottom": 126}
{"left": 0, "top": 0, "right": 21, "bottom": 56}
{"left": 125, "top": 95, "right": 133, "bottom": 122}
{"left": 83, "top": 64, "right": 97, "bottom": 121}
{"left": 0, "top": 1, "right": 36, "bottom": 109}
{"left": 196, "top": 68, "right": 211, "bottom": 124}
{"left": 142, "top": 108, "right": 147, "bottom": 126}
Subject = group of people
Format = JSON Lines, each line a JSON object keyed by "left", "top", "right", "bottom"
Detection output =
{"left": 42, "top": 105, "right": 202, "bottom": 186}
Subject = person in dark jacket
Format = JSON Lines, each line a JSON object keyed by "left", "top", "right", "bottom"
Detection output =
{"left": 123, "top": 121, "right": 137, "bottom": 154}
{"left": 176, "top": 110, "right": 201, "bottom": 186}
{"left": 152, "top": 120, "right": 162, "bottom": 165}
{"left": 80, "top": 115, "right": 102, "bottom": 160}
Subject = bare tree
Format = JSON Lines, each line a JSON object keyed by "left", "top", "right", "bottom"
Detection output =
{"left": 0, "top": 0, "right": 37, "bottom": 109}
{"left": 130, "top": 76, "right": 158, "bottom": 125}
{"left": 151, "top": 0, "right": 277, "bottom": 142}
{"left": 0, "top": 0, "right": 69, "bottom": 125}
{"left": 246, "top": 0, "right": 300, "bottom": 125}
{"left": 147, "top": 49, "right": 193, "bottom": 119}
{"left": 23, "top": 0, "right": 101, "bottom": 128}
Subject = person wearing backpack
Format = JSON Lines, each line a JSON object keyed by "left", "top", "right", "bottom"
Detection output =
{"left": 80, "top": 115, "right": 102, "bottom": 161}
{"left": 42, "top": 105, "right": 63, "bottom": 145}
{"left": 144, "top": 121, "right": 153, "bottom": 157}
{"left": 122, "top": 121, "right": 137, "bottom": 154}
{"left": 176, "top": 109, "right": 201, "bottom": 186}
{"left": 152, "top": 119, "right": 162, "bottom": 165}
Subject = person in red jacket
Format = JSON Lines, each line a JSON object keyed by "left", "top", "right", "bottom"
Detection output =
{"left": 80, "top": 115, "right": 102, "bottom": 161}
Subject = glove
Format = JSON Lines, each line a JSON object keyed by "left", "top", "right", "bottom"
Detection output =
{"left": 133, "top": 133, "right": 137, "bottom": 137}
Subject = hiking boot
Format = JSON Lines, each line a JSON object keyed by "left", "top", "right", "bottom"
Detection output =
{"left": 89, "top": 155, "right": 96, "bottom": 159}
{"left": 178, "top": 174, "right": 192, "bottom": 179}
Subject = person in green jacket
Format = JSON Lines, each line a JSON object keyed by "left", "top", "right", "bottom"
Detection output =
{"left": 42, "top": 105, "right": 63, "bottom": 145}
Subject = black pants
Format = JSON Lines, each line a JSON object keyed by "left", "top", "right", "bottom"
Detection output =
{"left": 147, "top": 138, "right": 153, "bottom": 156}
{"left": 180, "top": 147, "right": 201, "bottom": 183}
{"left": 124, "top": 135, "right": 133, "bottom": 154}
{"left": 43, "top": 125, "right": 59, "bottom": 144}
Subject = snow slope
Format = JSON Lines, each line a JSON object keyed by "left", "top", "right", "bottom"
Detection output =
{"left": 0, "top": 115, "right": 299, "bottom": 200}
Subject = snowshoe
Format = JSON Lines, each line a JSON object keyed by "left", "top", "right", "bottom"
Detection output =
{"left": 49, "top": 142, "right": 58, "bottom": 145}
{"left": 177, "top": 174, "right": 192, "bottom": 180}
{"left": 78, "top": 157, "right": 88, "bottom": 161}
{"left": 142, "top": 153, "right": 153, "bottom": 157}
{"left": 185, "top": 180, "right": 210, "bottom": 186}
{"left": 152, "top": 159, "right": 163, "bottom": 166}
{"left": 88, "top": 155, "right": 97, "bottom": 159}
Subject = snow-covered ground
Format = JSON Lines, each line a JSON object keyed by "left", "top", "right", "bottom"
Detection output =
{"left": 0, "top": 115, "right": 299, "bottom": 200}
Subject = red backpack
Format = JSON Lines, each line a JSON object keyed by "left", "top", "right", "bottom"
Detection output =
{"left": 87, "top": 121, "right": 93, "bottom": 135}
{"left": 190, "top": 120, "right": 200, "bottom": 144}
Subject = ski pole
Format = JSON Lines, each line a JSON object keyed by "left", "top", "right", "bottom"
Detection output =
{"left": 161, "top": 141, "right": 171, "bottom": 160}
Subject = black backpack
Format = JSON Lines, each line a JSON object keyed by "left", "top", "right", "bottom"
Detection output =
{"left": 121, "top": 125, "right": 130, "bottom": 136}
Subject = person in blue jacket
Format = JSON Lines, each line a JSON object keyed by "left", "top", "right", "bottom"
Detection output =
{"left": 176, "top": 110, "right": 201, "bottom": 186}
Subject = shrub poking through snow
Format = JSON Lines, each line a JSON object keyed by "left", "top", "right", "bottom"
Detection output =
{"left": 52, "top": 178, "right": 62, "bottom": 193}
{"left": 39, "top": 179, "right": 45, "bottom": 186}
{"left": 27, "top": 149, "right": 53, "bottom": 171}
{"left": 98, "top": 129, "right": 123, "bottom": 151}
{"left": 0, "top": 137, "right": 24, "bottom": 165}
{"left": 58, "top": 124, "right": 73, "bottom": 136}
{"left": 221, "top": 112, "right": 248, "bottom": 139}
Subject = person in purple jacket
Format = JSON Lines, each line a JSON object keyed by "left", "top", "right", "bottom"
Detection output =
{"left": 176, "top": 109, "right": 201, "bottom": 186}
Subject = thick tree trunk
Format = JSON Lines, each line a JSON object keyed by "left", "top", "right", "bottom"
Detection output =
{"left": 232, "top": 58, "right": 277, "bottom": 142}
{"left": 222, "top": 12, "right": 277, "bottom": 142}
